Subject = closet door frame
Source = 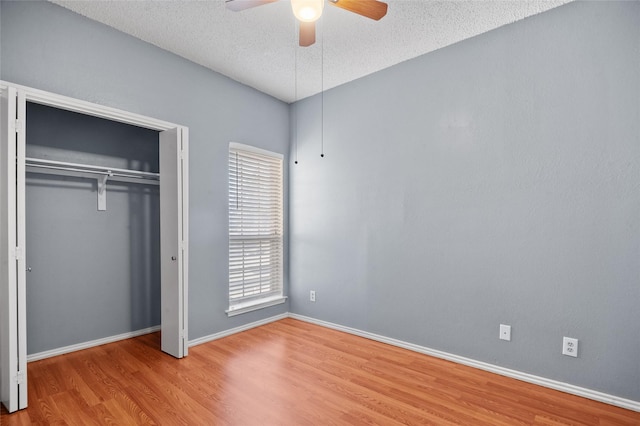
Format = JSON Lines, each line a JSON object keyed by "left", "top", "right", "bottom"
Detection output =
{"left": 0, "top": 81, "right": 189, "bottom": 412}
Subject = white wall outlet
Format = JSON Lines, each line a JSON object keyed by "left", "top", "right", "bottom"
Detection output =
{"left": 310, "top": 290, "right": 316, "bottom": 302}
{"left": 499, "top": 324, "right": 511, "bottom": 341}
{"left": 562, "top": 337, "right": 578, "bottom": 357}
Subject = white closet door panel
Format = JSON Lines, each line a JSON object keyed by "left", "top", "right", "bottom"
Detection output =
{"left": 0, "top": 86, "right": 27, "bottom": 412}
{"left": 179, "top": 128, "right": 189, "bottom": 357}
{"left": 16, "top": 91, "right": 27, "bottom": 409}
{"left": 159, "top": 128, "right": 185, "bottom": 358}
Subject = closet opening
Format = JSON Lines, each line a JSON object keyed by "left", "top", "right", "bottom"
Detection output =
{"left": 25, "top": 102, "right": 162, "bottom": 358}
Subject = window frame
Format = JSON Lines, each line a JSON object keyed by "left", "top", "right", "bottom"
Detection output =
{"left": 226, "top": 142, "right": 286, "bottom": 316}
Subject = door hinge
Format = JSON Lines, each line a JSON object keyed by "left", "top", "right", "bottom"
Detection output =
{"left": 13, "top": 247, "right": 24, "bottom": 260}
{"left": 14, "top": 119, "right": 23, "bottom": 133}
{"left": 13, "top": 371, "right": 26, "bottom": 385}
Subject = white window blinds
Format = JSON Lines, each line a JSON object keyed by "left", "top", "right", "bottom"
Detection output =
{"left": 228, "top": 143, "right": 283, "bottom": 311}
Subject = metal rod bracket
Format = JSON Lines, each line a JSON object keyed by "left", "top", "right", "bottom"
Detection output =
{"left": 97, "top": 174, "right": 110, "bottom": 211}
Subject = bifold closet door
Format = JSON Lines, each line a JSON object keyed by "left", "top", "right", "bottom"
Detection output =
{"left": 159, "top": 128, "right": 188, "bottom": 358}
{"left": 0, "top": 86, "right": 27, "bottom": 413}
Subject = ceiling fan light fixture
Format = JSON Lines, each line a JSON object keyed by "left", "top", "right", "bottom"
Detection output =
{"left": 291, "top": 0, "right": 324, "bottom": 22}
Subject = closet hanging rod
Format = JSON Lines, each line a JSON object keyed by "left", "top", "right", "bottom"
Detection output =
{"left": 25, "top": 157, "right": 159, "bottom": 181}
{"left": 25, "top": 165, "right": 160, "bottom": 187}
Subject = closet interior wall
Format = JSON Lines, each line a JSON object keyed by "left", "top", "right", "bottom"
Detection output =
{"left": 25, "top": 102, "right": 161, "bottom": 355}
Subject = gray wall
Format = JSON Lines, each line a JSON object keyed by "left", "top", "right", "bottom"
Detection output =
{"left": 25, "top": 103, "right": 160, "bottom": 354}
{"left": 289, "top": 1, "right": 640, "bottom": 401}
{"left": 0, "top": 0, "right": 290, "bottom": 344}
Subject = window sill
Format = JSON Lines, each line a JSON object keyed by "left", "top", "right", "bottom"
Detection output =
{"left": 226, "top": 296, "right": 287, "bottom": 317}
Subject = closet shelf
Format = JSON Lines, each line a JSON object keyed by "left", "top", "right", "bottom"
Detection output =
{"left": 25, "top": 157, "right": 159, "bottom": 211}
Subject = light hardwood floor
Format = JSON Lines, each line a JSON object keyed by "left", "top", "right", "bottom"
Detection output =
{"left": 1, "top": 318, "right": 638, "bottom": 425}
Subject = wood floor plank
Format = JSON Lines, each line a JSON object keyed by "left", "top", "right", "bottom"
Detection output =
{"left": 26, "top": 396, "right": 65, "bottom": 425}
{"left": 50, "top": 389, "right": 99, "bottom": 426}
{"left": 96, "top": 399, "right": 140, "bottom": 426}
{"left": 1, "top": 318, "right": 639, "bottom": 425}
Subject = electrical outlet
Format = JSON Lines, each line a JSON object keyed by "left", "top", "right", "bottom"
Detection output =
{"left": 499, "top": 324, "right": 511, "bottom": 341}
{"left": 310, "top": 290, "right": 316, "bottom": 302}
{"left": 562, "top": 337, "right": 578, "bottom": 357}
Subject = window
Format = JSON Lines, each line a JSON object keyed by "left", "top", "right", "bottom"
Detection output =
{"left": 227, "top": 142, "right": 285, "bottom": 316}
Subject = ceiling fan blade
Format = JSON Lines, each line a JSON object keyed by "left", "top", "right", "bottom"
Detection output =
{"left": 299, "top": 21, "right": 316, "bottom": 47}
{"left": 225, "top": 0, "right": 279, "bottom": 12}
{"left": 329, "top": 0, "right": 388, "bottom": 20}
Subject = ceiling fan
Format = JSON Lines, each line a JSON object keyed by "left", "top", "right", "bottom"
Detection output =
{"left": 226, "top": 0, "right": 388, "bottom": 47}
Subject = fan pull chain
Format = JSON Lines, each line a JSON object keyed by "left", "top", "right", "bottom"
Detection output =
{"left": 294, "top": 33, "right": 299, "bottom": 165}
{"left": 320, "top": 15, "right": 325, "bottom": 159}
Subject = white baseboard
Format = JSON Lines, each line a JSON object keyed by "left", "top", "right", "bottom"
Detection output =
{"left": 26, "top": 312, "right": 289, "bottom": 362}
{"left": 188, "top": 313, "right": 289, "bottom": 347}
{"left": 289, "top": 313, "right": 640, "bottom": 413}
{"left": 27, "top": 325, "right": 161, "bottom": 362}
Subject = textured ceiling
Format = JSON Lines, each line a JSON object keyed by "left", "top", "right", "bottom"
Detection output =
{"left": 50, "top": 0, "right": 571, "bottom": 103}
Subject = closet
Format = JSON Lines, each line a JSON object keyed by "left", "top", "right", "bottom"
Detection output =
{"left": 0, "top": 82, "right": 189, "bottom": 413}
{"left": 25, "top": 103, "right": 161, "bottom": 356}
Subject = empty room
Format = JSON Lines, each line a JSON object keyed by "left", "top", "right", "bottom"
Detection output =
{"left": 1, "top": 0, "right": 639, "bottom": 424}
